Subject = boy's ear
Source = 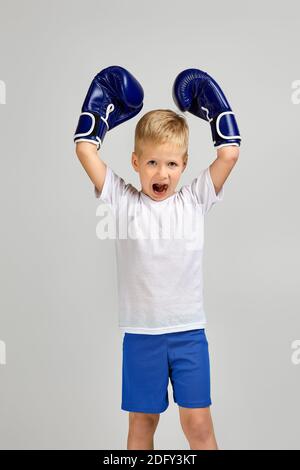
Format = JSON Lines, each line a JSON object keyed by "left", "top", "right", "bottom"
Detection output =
{"left": 131, "top": 152, "right": 139, "bottom": 172}
{"left": 182, "top": 154, "right": 188, "bottom": 172}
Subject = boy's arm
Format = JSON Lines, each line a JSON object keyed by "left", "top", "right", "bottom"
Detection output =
{"left": 172, "top": 68, "right": 241, "bottom": 196}
{"left": 76, "top": 141, "right": 107, "bottom": 195}
{"left": 73, "top": 66, "right": 144, "bottom": 194}
{"left": 209, "top": 145, "right": 239, "bottom": 196}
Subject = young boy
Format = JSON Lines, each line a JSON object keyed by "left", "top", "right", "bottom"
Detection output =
{"left": 74, "top": 66, "right": 240, "bottom": 450}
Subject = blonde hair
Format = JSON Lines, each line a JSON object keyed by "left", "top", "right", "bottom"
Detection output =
{"left": 134, "top": 109, "right": 189, "bottom": 158}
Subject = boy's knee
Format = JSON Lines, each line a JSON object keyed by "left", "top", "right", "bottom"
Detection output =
{"left": 182, "top": 417, "right": 213, "bottom": 443}
{"left": 129, "top": 412, "right": 160, "bottom": 431}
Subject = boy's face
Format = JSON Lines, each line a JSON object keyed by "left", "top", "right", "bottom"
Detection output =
{"left": 131, "top": 141, "right": 188, "bottom": 201}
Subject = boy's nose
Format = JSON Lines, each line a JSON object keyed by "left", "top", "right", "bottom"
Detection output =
{"left": 156, "top": 167, "right": 168, "bottom": 178}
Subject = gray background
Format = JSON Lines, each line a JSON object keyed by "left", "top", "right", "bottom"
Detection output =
{"left": 0, "top": 0, "right": 299, "bottom": 450}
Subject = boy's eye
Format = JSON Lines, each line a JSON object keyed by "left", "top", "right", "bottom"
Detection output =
{"left": 147, "top": 161, "right": 178, "bottom": 167}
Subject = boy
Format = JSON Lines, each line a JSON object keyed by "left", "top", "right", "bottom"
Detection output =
{"left": 74, "top": 66, "right": 240, "bottom": 450}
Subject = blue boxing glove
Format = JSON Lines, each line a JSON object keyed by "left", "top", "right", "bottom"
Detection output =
{"left": 172, "top": 68, "right": 241, "bottom": 148}
{"left": 74, "top": 65, "right": 144, "bottom": 149}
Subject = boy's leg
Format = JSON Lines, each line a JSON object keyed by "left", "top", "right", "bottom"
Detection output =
{"left": 121, "top": 333, "right": 169, "bottom": 449}
{"left": 127, "top": 412, "right": 160, "bottom": 450}
{"left": 179, "top": 406, "right": 218, "bottom": 450}
{"left": 167, "top": 329, "right": 217, "bottom": 449}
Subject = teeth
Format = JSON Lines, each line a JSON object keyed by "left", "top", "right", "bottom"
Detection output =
{"left": 153, "top": 183, "right": 167, "bottom": 193}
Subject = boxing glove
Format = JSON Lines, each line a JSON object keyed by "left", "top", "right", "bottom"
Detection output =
{"left": 74, "top": 65, "right": 144, "bottom": 149}
{"left": 172, "top": 68, "right": 241, "bottom": 148}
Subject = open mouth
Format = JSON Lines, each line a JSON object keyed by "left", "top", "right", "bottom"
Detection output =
{"left": 152, "top": 183, "right": 168, "bottom": 195}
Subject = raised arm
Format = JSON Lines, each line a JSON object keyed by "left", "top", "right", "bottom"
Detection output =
{"left": 209, "top": 145, "right": 239, "bottom": 195}
{"left": 73, "top": 65, "right": 144, "bottom": 194}
{"left": 172, "top": 68, "right": 241, "bottom": 195}
{"left": 76, "top": 141, "right": 107, "bottom": 195}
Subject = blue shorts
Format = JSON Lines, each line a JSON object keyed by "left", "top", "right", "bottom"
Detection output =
{"left": 121, "top": 328, "right": 211, "bottom": 413}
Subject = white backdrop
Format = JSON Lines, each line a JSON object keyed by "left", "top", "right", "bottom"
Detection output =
{"left": 0, "top": 0, "right": 299, "bottom": 449}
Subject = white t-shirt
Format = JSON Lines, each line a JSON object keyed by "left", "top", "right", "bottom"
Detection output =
{"left": 95, "top": 166, "right": 224, "bottom": 335}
